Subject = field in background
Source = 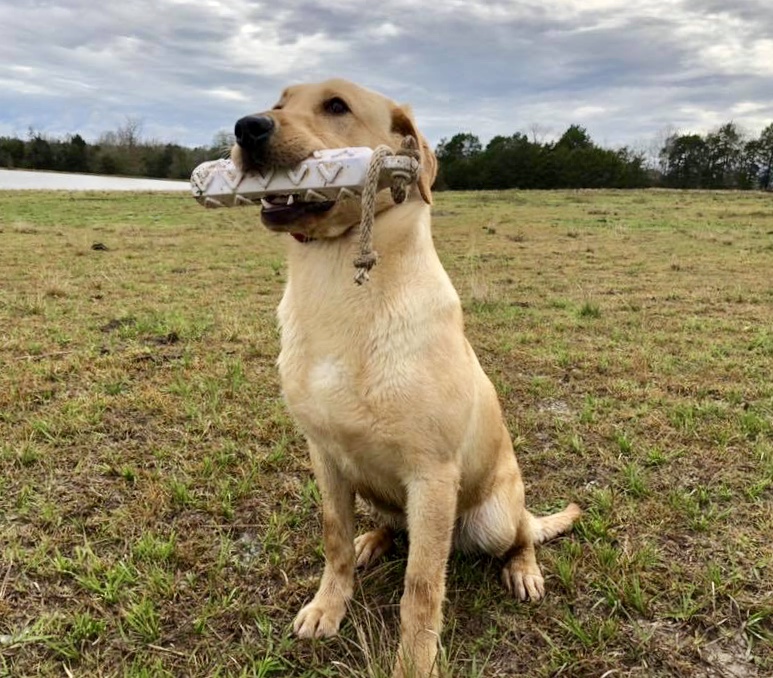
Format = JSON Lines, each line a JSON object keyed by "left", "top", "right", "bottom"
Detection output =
{"left": 1, "top": 189, "right": 771, "bottom": 677}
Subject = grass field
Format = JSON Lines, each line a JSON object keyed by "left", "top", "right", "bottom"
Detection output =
{"left": 1, "top": 188, "right": 772, "bottom": 677}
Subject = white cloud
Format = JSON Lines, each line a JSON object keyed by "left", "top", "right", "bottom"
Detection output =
{"left": 573, "top": 106, "right": 610, "bottom": 119}
{"left": 701, "top": 38, "right": 773, "bottom": 77}
{"left": 226, "top": 24, "right": 347, "bottom": 77}
{"left": 367, "top": 22, "right": 402, "bottom": 40}
{"left": 732, "top": 101, "right": 768, "bottom": 115}
{"left": 0, "top": 77, "right": 49, "bottom": 96}
{"left": 206, "top": 88, "right": 250, "bottom": 102}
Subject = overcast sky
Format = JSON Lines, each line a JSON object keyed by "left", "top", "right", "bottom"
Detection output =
{"left": 2, "top": 0, "right": 772, "bottom": 152}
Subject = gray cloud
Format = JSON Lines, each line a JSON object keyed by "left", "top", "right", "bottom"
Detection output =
{"left": 1, "top": 0, "right": 771, "bottom": 150}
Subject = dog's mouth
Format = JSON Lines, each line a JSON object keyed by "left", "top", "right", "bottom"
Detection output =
{"left": 260, "top": 194, "right": 336, "bottom": 229}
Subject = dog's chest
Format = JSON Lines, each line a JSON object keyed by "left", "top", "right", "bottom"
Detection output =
{"left": 278, "top": 336, "right": 404, "bottom": 438}
{"left": 276, "top": 288, "right": 426, "bottom": 449}
{"left": 278, "top": 337, "right": 409, "bottom": 499}
{"left": 292, "top": 354, "right": 360, "bottom": 425}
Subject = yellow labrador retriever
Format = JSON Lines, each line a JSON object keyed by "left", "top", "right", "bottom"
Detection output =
{"left": 232, "top": 79, "right": 580, "bottom": 677}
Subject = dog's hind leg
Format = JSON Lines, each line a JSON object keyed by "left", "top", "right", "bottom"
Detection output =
{"left": 293, "top": 441, "right": 356, "bottom": 639}
{"left": 457, "top": 429, "right": 580, "bottom": 601}
{"left": 355, "top": 526, "right": 394, "bottom": 568}
{"left": 354, "top": 497, "right": 405, "bottom": 568}
{"left": 500, "top": 517, "right": 545, "bottom": 601}
{"left": 501, "top": 504, "right": 581, "bottom": 601}
{"left": 456, "top": 463, "right": 546, "bottom": 601}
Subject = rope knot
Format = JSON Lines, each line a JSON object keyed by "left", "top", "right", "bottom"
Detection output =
{"left": 352, "top": 251, "right": 379, "bottom": 285}
{"left": 353, "top": 251, "right": 379, "bottom": 270}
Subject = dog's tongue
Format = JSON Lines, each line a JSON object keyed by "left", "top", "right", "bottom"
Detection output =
{"left": 261, "top": 203, "right": 307, "bottom": 226}
{"left": 261, "top": 200, "right": 336, "bottom": 227}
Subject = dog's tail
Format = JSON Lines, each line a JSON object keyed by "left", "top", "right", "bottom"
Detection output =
{"left": 530, "top": 503, "right": 582, "bottom": 545}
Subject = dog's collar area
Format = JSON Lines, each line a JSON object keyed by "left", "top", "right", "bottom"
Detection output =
{"left": 290, "top": 232, "right": 315, "bottom": 243}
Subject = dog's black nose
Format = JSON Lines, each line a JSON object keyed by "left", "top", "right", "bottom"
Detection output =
{"left": 234, "top": 115, "right": 275, "bottom": 152}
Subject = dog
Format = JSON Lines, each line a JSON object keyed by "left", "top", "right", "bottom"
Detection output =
{"left": 232, "top": 79, "right": 581, "bottom": 678}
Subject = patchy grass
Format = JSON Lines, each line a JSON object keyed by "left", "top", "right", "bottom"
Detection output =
{"left": 1, "top": 188, "right": 772, "bottom": 677}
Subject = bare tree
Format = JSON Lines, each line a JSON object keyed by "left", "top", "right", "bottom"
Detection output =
{"left": 649, "top": 124, "right": 678, "bottom": 172}
{"left": 212, "top": 129, "right": 236, "bottom": 158}
{"left": 116, "top": 116, "right": 144, "bottom": 148}
{"left": 528, "top": 122, "right": 551, "bottom": 145}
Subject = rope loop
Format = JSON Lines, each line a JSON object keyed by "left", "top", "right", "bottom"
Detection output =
{"left": 353, "top": 136, "right": 420, "bottom": 285}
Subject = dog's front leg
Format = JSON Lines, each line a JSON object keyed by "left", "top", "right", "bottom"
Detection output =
{"left": 293, "top": 441, "right": 355, "bottom": 639}
{"left": 393, "top": 466, "right": 459, "bottom": 678}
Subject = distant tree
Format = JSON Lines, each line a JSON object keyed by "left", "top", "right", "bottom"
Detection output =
{"left": 96, "top": 150, "right": 124, "bottom": 175}
{"left": 211, "top": 130, "right": 236, "bottom": 157}
{"left": 755, "top": 123, "right": 773, "bottom": 190}
{"left": 26, "top": 131, "right": 54, "bottom": 170}
{"left": 116, "top": 116, "right": 144, "bottom": 149}
{"left": 0, "top": 137, "right": 25, "bottom": 168}
{"left": 143, "top": 143, "right": 175, "bottom": 178}
{"left": 168, "top": 144, "right": 195, "bottom": 179}
{"left": 436, "top": 133, "right": 483, "bottom": 161}
{"left": 115, "top": 116, "right": 144, "bottom": 174}
{"left": 59, "top": 134, "right": 89, "bottom": 172}
{"left": 98, "top": 130, "right": 119, "bottom": 147}
{"left": 704, "top": 122, "right": 743, "bottom": 188}
{"left": 435, "top": 133, "right": 483, "bottom": 190}
{"left": 555, "top": 124, "right": 594, "bottom": 152}
{"left": 649, "top": 124, "right": 679, "bottom": 175}
{"left": 528, "top": 122, "right": 551, "bottom": 145}
{"left": 615, "top": 147, "right": 650, "bottom": 188}
{"left": 480, "top": 133, "right": 539, "bottom": 189}
{"left": 660, "top": 133, "right": 707, "bottom": 188}
{"left": 485, "top": 135, "right": 517, "bottom": 153}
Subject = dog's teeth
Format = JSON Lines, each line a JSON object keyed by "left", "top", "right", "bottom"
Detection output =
{"left": 261, "top": 198, "right": 272, "bottom": 209}
{"left": 287, "top": 194, "right": 295, "bottom": 206}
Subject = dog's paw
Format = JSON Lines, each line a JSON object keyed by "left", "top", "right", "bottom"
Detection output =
{"left": 501, "top": 560, "right": 545, "bottom": 602}
{"left": 354, "top": 527, "right": 393, "bottom": 568}
{"left": 293, "top": 598, "right": 346, "bottom": 639}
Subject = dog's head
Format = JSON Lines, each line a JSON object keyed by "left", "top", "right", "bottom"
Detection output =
{"left": 231, "top": 79, "right": 437, "bottom": 239}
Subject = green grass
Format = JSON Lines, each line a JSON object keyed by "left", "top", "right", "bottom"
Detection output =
{"left": 1, "top": 188, "right": 772, "bottom": 676}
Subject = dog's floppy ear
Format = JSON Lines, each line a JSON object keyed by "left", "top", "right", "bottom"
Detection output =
{"left": 391, "top": 105, "right": 437, "bottom": 205}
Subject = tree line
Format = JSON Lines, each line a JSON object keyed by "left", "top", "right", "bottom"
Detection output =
{"left": 658, "top": 122, "right": 773, "bottom": 190}
{"left": 436, "top": 121, "right": 773, "bottom": 191}
{"left": 0, "top": 118, "right": 227, "bottom": 180}
{"left": 2, "top": 118, "right": 771, "bottom": 190}
{"left": 436, "top": 125, "right": 651, "bottom": 190}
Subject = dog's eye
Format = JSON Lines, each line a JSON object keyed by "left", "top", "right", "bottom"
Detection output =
{"left": 323, "top": 97, "right": 350, "bottom": 115}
